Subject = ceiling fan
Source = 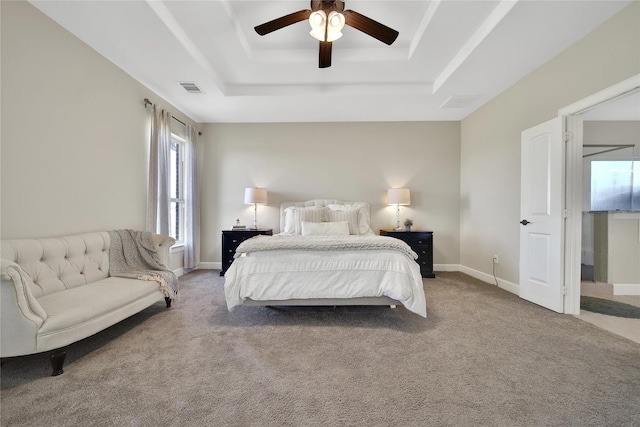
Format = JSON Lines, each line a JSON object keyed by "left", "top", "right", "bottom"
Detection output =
{"left": 254, "top": 0, "right": 399, "bottom": 68}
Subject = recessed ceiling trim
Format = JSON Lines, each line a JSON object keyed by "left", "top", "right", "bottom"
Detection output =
{"left": 439, "top": 95, "right": 480, "bottom": 109}
{"left": 408, "top": 0, "right": 442, "bottom": 60}
{"left": 250, "top": 47, "right": 409, "bottom": 63}
{"left": 226, "top": 82, "right": 433, "bottom": 97}
{"left": 220, "top": 0, "right": 255, "bottom": 61}
{"left": 145, "top": 0, "right": 226, "bottom": 96}
{"left": 432, "top": 0, "right": 519, "bottom": 94}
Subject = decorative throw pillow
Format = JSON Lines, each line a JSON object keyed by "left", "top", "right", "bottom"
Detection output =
{"left": 326, "top": 203, "right": 374, "bottom": 235}
{"left": 283, "top": 206, "right": 327, "bottom": 235}
{"left": 326, "top": 208, "right": 359, "bottom": 235}
{"left": 301, "top": 221, "right": 350, "bottom": 236}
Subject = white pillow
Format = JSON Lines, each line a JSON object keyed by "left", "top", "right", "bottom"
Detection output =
{"left": 301, "top": 221, "right": 350, "bottom": 236}
{"left": 283, "top": 206, "right": 327, "bottom": 235}
{"left": 326, "top": 203, "right": 374, "bottom": 235}
{"left": 326, "top": 209, "right": 359, "bottom": 235}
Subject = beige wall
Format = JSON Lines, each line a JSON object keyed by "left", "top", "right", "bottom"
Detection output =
{"left": 1, "top": 2, "right": 195, "bottom": 245}
{"left": 199, "top": 122, "right": 461, "bottom": 267}
{"left": 3, "top": 0, "right": 638, "bottom": 284}
{"left": 460, "top": 1, "right": 640, "bottom": 285}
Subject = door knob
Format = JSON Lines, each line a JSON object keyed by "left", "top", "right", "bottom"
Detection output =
{"left": 520, "top": 219, "right": 531, "bottom": 225}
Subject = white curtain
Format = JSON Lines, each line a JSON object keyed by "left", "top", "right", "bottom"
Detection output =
{"left": 147, "top": 106, "right": 172, "bottom": 236}
{"left": 183, "top": 124, "right": 200, "bottom": 271}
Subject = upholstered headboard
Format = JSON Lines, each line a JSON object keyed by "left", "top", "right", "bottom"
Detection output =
{"left": 279, "top": 199, "right": 374, "bottom": 234}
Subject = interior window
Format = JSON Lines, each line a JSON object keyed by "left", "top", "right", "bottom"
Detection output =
{"left": 591, "top": 160, "right": 639, "bottom": 211}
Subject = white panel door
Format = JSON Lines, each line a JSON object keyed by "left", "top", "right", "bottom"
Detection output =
{"left": 519, "top": 117, "right": 564, "bottom": 313}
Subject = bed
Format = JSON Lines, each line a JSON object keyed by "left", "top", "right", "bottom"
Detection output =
{"left": 223, "top": 200, "right": 427, "bottom": 317}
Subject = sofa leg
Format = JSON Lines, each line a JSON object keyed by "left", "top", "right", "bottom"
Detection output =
{"left": 165, "top": 297, "right": 172, "bottom": 308}
{"left": 50, "top": 348, "right": 66, "bottom": 376}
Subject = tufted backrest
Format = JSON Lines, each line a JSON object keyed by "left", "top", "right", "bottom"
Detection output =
{"left": 1, "top": 232, "right": 110, "bottom": 298}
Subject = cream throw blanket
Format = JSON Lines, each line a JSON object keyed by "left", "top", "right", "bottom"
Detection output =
{"left": 234, "top": 235, "right": 418, "bottom": 260}
{"left": 108, "top": 229, "right": 179, "bottom": 300}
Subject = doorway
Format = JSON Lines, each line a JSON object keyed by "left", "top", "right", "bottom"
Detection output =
{"left": 560, "top": 74, "right": 640, "bottom": 316}
{"left": 519, "top": 74, "right": 639, "bottom": 322}
{"left": 577, "top": 99, "right": 640, "bottom": 343}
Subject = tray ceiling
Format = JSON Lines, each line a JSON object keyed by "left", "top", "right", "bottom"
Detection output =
{"left": 30, "top": 0, "right": 634, "bottom": 123}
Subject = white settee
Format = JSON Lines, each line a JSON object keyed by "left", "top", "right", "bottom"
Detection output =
{"left": 1, "top": 231, "right": 175, "bottom": 375}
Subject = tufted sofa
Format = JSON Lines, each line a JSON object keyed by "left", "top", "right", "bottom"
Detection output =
{"left": 1, "top": 231, "right": 175, "bottom": 375}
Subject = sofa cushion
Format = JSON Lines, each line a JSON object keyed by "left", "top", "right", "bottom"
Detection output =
{"left": 37, "top": 277, "right": 161, "bottom": 335}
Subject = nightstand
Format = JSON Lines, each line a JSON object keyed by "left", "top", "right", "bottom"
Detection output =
{"left": 380, "top": 230, "right": 435, "bottom": 278}
{"left": 220, "top": 229, "right": 273, "bottom": 276}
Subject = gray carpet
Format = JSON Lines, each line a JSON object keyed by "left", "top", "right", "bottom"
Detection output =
{"left": 2, "top": 271, "right": 639, "bottom": 426}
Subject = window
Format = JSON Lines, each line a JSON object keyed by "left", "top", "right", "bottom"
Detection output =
{"left": 169, "top": 132, "right": 186, "bottom": 244}
{"left": 591, "top": 160, "right": 639, "bottom": 211}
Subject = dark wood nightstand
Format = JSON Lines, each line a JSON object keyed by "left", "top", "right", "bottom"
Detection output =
{"left": 220, "top": 229, "right": 273, "bottom": 276}
{"left": 380, "top": 230, "right": 435, "bottom": 278}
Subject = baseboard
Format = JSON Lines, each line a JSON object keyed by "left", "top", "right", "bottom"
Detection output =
{"left": 198, "top": 262, "right": 221, "bottom": 270}
{"left": 434, "top": 264, "right": 461, "bottom": 272}
{"left": 613, "top": 283, "right": 640, "bottom": 296}
{"left": 459, "top": 265, "right": 519, "bottom": 295}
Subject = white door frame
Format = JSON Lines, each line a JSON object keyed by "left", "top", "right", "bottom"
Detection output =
{"left": 558, "top": 74, "right": 640, "bottom": 314}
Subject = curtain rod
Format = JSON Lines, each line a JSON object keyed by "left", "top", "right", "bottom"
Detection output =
{"left": 143, "top": 98, "right": 201, "bottom": 136}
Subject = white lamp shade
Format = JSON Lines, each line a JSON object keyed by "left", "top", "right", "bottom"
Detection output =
{"left": 244, "top": 188, "right": 267, "bottom": 204}
{"left": 387, "top": 188, "right": 410, "bottom": 205}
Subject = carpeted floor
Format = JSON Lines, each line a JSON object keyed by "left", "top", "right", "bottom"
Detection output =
{"left": 2, "top": 271, "right": 639, "bottom": 426}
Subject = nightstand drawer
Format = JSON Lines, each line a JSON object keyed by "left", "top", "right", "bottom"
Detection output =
{"left": 403, "top": 235, "right": 432, "bottom": 249}
{"left": 379, "top": 229, "right": 435, "bottom": 279}
{"left": 223, "top": 234, "right": 256, "bottom": 251}
{"left": 220, "top": 229, "right": 273, "bottom": 276}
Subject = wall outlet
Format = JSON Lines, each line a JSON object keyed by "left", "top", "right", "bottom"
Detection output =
{"left": 493, "top": 255, "right": 499, "bottom": 264}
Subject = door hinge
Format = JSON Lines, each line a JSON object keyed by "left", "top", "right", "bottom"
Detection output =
{"left": 562, "top": 286, "right": 569, "bottom": 296}
{"left": 563, "top": 209, "right": 570, "bottom": 219}
{"left": 563, "top": 131, "right": 572, "bottom": 142}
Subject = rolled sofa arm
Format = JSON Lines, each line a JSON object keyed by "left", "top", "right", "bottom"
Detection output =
{"left": 151, "top": 234, "right": 176, "bottom": 269}
{"left": 1, "top": 259, "right": 47, "bottom": 357}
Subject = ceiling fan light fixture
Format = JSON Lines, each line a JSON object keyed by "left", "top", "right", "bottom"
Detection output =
{"left": 326, "top": 11, "right": 345, "bottom": 42}
{"left": 309, "top": 10, "right": 327, "bottom": 41}
{"left": 309, "top": 10, "right": 344, "bottom": 42}
{"left": 256, "top": 0, "right": 398, "bottom": 68}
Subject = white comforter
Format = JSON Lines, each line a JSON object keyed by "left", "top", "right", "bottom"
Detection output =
{"left": 224, "top": 235, "right": 427, "bottom": 317}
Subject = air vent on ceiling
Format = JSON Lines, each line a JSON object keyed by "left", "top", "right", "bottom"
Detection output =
{"left": 439, "top": 95, "right": 480, "bottom": 109}
{"left": 179, "top": 82, "right": 204, "bottom": 94}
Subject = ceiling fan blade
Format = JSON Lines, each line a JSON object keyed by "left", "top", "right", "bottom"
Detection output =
{"left": 319, "top": 41, "right": 332, "bottom": 68}
{"left": 343, "top": 10, "right": 399, "bottom": 45}
{"left": 255, "top": 10, "right": 312, "bottom": 35}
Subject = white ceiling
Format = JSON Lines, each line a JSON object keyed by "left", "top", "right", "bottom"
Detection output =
{"left": 30, "top": 0, "right": 634, "bottom": 123}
